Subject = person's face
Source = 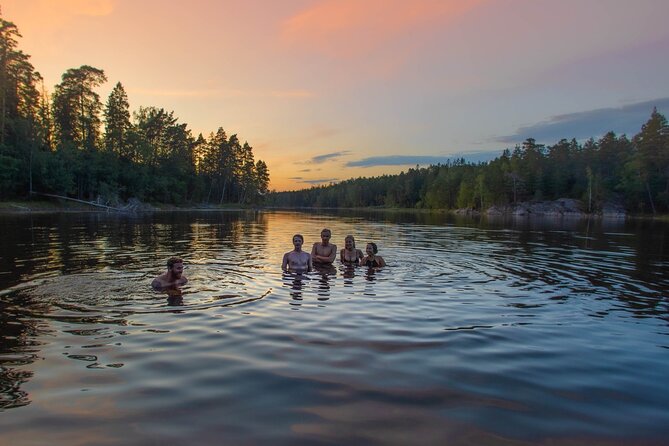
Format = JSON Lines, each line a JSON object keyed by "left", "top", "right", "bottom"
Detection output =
{"left": 321, "top": 231, "right": 331, "bottom": 244}
{"left": 170, "top": 262, "right": 184, "bottom": 278}
{"left": 366, "top": 244, "right": 374, "bottom": 256}
{"left": 345, "top": 237, "right": 354, "bottom": 249}
{"left": 293, "top": 236, "right": 303, "bottom": 250}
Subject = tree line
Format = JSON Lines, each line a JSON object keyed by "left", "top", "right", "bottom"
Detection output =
{"left": 269, "top": 109, "right": 669, "bottom": 214}
{"left": 0, "top": 15, "right": 269, "bottom": 205}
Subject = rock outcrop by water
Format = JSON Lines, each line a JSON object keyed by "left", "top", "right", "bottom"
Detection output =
{"left": 467, "top": 198, "right": 628, "bottom": 218}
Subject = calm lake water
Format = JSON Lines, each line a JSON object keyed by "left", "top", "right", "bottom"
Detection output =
{"left": 0, "top": 210, "right": 668, "bottom": 445}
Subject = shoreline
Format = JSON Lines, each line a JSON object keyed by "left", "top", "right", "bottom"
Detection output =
{"left": 0, "top": 200, "right": 255, "bottom": 214}
{"left": 2, "top": 199, "right": 668, "bottom": 220}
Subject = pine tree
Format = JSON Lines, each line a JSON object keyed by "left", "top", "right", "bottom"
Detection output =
{"left": 104, "top": 82, "right": 132, "bottom": 158}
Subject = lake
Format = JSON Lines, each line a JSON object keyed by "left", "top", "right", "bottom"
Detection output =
{"left": 0, "top": 210, "right": 668, "bottom": 445}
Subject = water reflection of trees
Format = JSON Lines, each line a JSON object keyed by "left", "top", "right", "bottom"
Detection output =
{"left": 0, "top": 211, "right": 271, "bottom": 290}
{"left": 0, "top": 296, "right": 53, "bottom": 410}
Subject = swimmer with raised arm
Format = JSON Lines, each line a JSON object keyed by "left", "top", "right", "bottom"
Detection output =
{"left": 282, "top": 234, "right": 313, "bottom": 273}
{"left": 152, "top": 257, "right": 188, "bottom": 289}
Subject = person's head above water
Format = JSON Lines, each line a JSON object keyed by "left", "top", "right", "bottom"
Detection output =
{"left": 366, "top": 242, "right": 378, "bottom": 255}
{"left": 167, "top": 257, "right": 184, "bottom": 277}
{"left": 152, "top": 257, "right": 188, "bottom": 289}
{"left": 292, "top": 234, "right": 304, "bottom": 250}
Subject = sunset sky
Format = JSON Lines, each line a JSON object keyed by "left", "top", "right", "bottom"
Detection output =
{"left": 2, "top": 0, "right": 668, "bottom": 191}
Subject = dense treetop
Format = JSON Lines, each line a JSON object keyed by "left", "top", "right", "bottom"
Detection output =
{"left": 0, "top": 14, "right": 269, "bottom": 206}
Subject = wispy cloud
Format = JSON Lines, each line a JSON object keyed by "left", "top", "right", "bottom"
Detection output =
{"left": 309, "top": 150, "right": 351, "bottom": 164}
{"left": 346, "top": 152, "right": 499, "bottom": 168}
{"left": 288, "top": 177, "right": 339, "bottom": 185}
{"left": 129, "top": 88, "right": 314, "bottom": 99}
{"left": 301, "top": 178, "right": 339, "bottom": 185}
{"left": 495, "top": 98, "right": 669, "bottom": 144}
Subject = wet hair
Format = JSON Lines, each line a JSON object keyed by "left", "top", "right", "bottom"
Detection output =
{"left": 367, "top": 242, "right": 378, "bottom": 254}
{"left": 321, "top": 228, "right": 331, "bottom": 235}
{"left": 293, "top": 234, "right": 304, "bottom": 242}
{"left": 345, "top": 235, "right": 356, "bottom": 247}
{"left": 167, "top": 257, "right": 183, "bottom": 269}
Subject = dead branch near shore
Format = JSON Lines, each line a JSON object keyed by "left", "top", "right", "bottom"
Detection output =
{"left": 30, "top": 192, "right": 123, "bottom": 211}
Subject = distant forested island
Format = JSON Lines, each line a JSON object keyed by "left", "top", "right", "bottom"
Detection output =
{"left": 0, "top": 14, "right": 269, "bottom": 206}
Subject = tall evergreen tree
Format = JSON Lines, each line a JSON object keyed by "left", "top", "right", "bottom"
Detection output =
{"left": 0, "top": 16, "right": 43, "bottom": 196}
{"left": 52, "top": 65, "right": 107, "bottom": 151}
{"left": 633, "top": 108, "right": 669, "bottom": 212}
{"left": 104, "top": 82, "right": 132, "bottom": 158}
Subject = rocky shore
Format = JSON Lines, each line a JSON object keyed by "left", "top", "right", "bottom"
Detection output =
{"left": 457, "top": 198, "right": 628, "bottom": 218}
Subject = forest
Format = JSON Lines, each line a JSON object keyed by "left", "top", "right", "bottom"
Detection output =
{"left": 2, "top": 11, "right": 668, "bottom": 214}
{"left": 268, "top": 110, "right": 669, "bottom": 214}
{"left": 0, "top": 15, "right": 269, "bottom": 206}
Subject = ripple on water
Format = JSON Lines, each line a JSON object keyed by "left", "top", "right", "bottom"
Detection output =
{"left": 1, "top": 211, "right": 668, "bottom": 444}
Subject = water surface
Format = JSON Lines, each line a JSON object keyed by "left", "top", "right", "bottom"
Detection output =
{"left": 1, "top": 210, "right": 668, "bottom": 445}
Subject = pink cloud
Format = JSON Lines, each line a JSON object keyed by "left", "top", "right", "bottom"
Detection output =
{"left": 281, "top": 0, "right": 484, "bottom": 59}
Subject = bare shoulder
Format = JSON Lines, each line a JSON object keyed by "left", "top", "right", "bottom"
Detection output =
{"left": 151, "top": 277, "right": 165, "bottom": 289}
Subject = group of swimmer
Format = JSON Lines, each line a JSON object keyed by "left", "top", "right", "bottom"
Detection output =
{"left": 282, "top": 228, "right": 385, "bottom": 273}
{"left": 152, "top": 228, "right": 385, "bottom": 289}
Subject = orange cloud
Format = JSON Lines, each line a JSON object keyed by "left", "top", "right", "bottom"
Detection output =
{"left": 281, "top": 0, "right": 484, "bottom": 58}
{"left": 39, "top": 0, "right": 115, "bottom": 17}
{"left": 2, "top": 0, "right": 115, "bottom": 42}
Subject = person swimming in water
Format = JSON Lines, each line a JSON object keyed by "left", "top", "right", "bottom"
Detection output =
{"left": 311, "top": 228, "right": 337, "bottom": 265}
{"left": 340, "top": 235, "right": 364, "bottom": 264}
{"left": 282, "top": 234, "right": 313, "bottom": 273}
{"left": 152, "top": 257, "right": 188, "bottom": 289}
{"left": 360, "top": 242, "right": 386, "bottom": 268}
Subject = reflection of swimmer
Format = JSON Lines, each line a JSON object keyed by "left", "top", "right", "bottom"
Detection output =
{"left": 340, "top": 235, "right": 364, "bottom": 264}
{"left": 282, "top": 234, "right": 313, "bottom": 273}
{"left": 314, "top": 264, "right": 336, "bottom": 299}
{"left": 360, "top": 243, "right": 386, "bottom": 268}
{"left": 314, "top": 263, "right": 337, "bottom": 276}
{"left": 164, "top": 286, "right": 184, "bottom": 306}
{"left": 283, "top": 271, "right": 307, "bottom": 300}
{"left": 152, "top": 257, "right": 188, "bottom": 289}
{"left": 342, "top": 264, "right": 356, "bottom": 282}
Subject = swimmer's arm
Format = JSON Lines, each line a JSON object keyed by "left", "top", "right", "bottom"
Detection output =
{"left": 281, "top": 253, "right": 289, "bottom": 271}
{"left": 310, "top": 243, "right": 320, "bottom": 261}
{"left": 326, "top": 244, "right": 337, "bottom": 263}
